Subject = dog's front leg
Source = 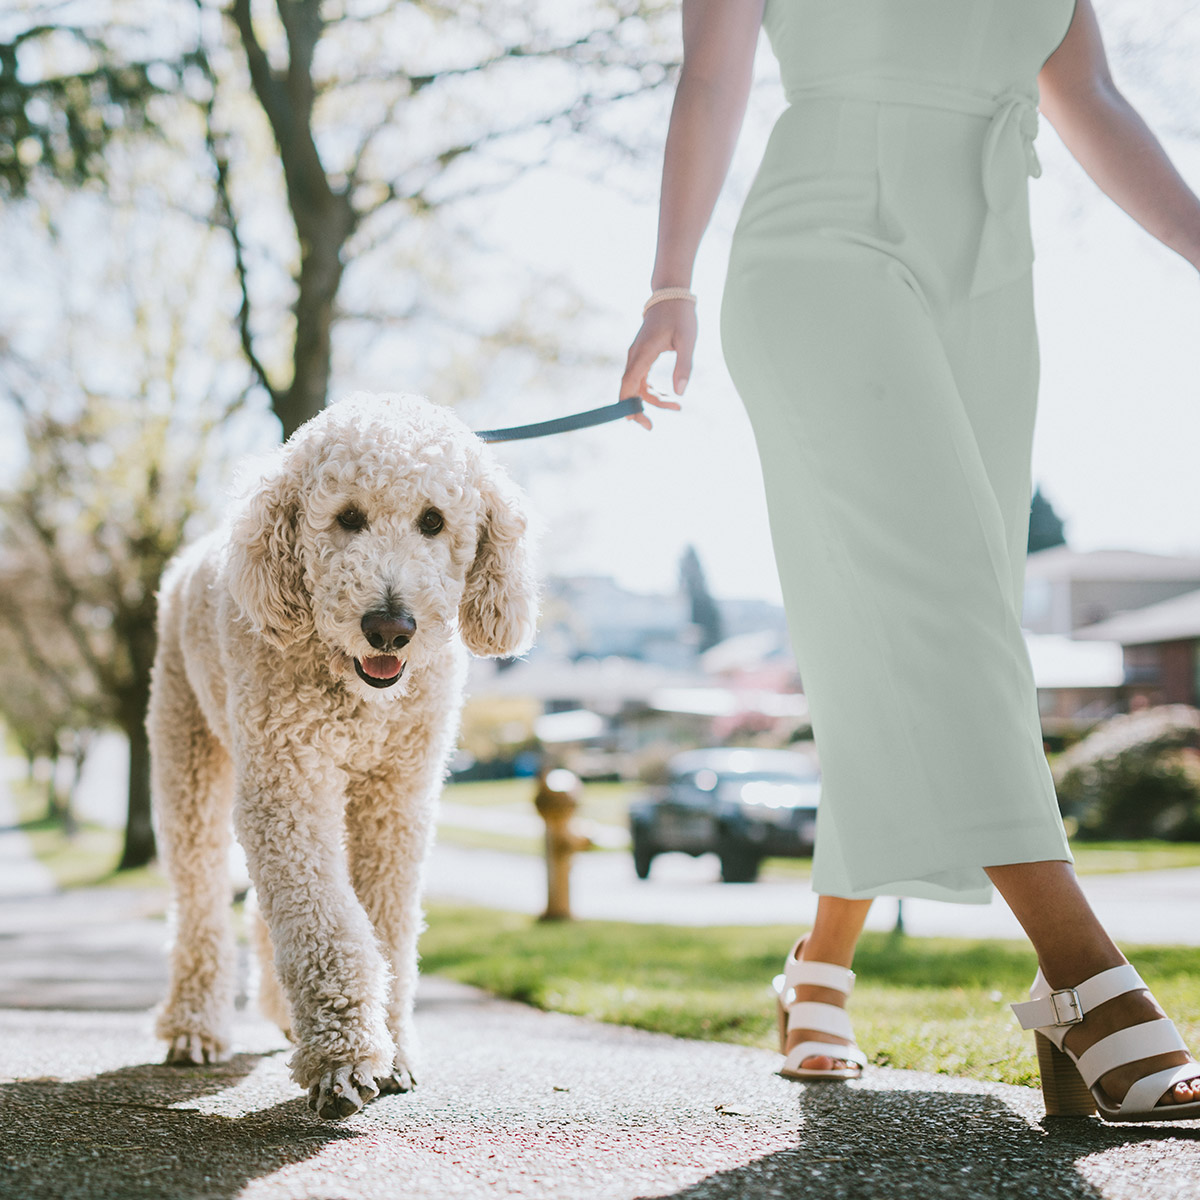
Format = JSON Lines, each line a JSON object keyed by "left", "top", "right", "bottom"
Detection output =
{"left": 234, "top": 757, "right": 394, "bottom": 1119}
{"left": 345, "top": 766, "right": 442, "bottom": 1095}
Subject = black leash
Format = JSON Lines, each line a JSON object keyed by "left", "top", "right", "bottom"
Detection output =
{"left": 474, "top": 396, "right": 644, "bottom": 443}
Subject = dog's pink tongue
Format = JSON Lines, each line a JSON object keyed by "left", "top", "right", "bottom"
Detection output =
{"left": 361, "top": 655, "right": 401, "bottom": 679}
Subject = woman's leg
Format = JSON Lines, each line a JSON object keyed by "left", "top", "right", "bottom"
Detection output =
{"left": 787, "top": 894, "right": 873, "bottom": 1070}
{"left": 986, "top": 860, "right": 1200, "bottom": 1107}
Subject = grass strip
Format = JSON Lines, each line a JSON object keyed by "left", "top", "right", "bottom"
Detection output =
{"left": 419, "top": 902, "right": 1200, "bottom": 1090}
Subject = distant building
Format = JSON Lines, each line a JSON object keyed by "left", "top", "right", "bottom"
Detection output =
{"left": 533, "top": 574, "right": 790, "bottom": 672}
{"left": 534, "top": 574, "right": 695, "bottom": 668}
{"left": 1024, "top": 632, "right": 1125, "bottom": 731}
{"left": 1072, "top": 587, "right": 1200, "bottom": 708}
{"left": 1023, "top": 546, "right": 1200, "bottom": 635}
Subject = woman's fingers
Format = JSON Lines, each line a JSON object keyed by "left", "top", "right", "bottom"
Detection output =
{"left": 620, "top": 333, "right": 660, "bottom": 428}
{"left": 625, "top": 387, "right": 681, "bottom": 430}
{"left": 642, "top": 388, "right": 682, "bottom": 410}
{"left": 620, "top": 334, "right": 659, "bottom": 404}
{"left": 620, "top": 306, "right": 694, "bottom": 430}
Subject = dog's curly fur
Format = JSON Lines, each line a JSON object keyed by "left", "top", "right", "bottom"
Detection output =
{"left": 146, "top": 392, "right": 538, "bottom": 1116}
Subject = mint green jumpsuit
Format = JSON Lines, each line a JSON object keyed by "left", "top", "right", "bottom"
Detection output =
{"left": 719, "top": 0, "right": 1079, "bottom": 903}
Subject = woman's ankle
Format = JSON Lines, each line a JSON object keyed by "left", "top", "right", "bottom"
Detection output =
{"left": 801, "top": 933, "right": 857, "bottom": 968}
{"left": 1038, "top": 946, "right": 1127, "bottom": 992}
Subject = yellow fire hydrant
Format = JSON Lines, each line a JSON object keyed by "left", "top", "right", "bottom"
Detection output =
{"left": 533, "top": 768, "right": 592, "bottom": 922}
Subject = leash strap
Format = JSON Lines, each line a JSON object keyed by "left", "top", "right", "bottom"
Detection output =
{"left": 474, "top": 397, "right": 644, "bottom": 443}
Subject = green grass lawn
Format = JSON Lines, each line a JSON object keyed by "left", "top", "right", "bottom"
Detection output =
{"left": 7, "top": 778, "right": 165, "bottom": 890}
{"left": 1069, "top": 841, "right": 1200, "bottom": 874}
{"left": 443, "top": 777, "right": 636, "bottom": 826}
{"left": 15, "top": 814, "right": 165, "bottom": 890}
{"left": 759, "top": 840, "right": 1200, "bottom": 880}
{"left": 420, "top": 902, "right": 1200, "bottom": 1090}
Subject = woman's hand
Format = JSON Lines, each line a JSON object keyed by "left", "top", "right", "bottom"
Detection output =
{"left": 619, "top": 298, "right": 696, "bottom": 430}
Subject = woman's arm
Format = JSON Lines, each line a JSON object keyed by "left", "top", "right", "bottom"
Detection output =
{"left": 1038, "top": 0, "right": 1200, "bottom": 271}
{"left": 620, "top": 0, "right": 765, "bottom": 427}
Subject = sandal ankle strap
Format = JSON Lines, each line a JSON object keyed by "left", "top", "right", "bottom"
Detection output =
{"left": 783, "top": 956, "right": 856, "bottom": 997}
{"left": 1011, "top": 963, "right": 1146, "bottom": 1031}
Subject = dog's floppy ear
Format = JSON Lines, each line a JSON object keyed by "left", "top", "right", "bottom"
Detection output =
{"left": 459, "top": 456, "right": 539, "bottom": 658}
{"left": 226, "top": 459, "right": 313, "bottom": 651}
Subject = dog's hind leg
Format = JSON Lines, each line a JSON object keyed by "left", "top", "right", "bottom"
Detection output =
{"left": 245, "top": 887, "right": 292, "bottom": 1039}
{"left": 148, "top": 647, "right": 236, "bottom": 1065}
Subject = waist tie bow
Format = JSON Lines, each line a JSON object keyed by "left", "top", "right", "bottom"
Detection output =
{"left": 971, "top": 88, "right": 1042, "bottom": 298}
{"left": 783, "top": 75, "right": 1044, "bottom": 299}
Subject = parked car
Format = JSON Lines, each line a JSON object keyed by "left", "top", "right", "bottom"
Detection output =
{"left": 628, "top": 746, "right": 821, "bottom": 883}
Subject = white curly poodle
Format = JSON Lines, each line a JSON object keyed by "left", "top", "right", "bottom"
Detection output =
{"left": 146, "top": 391, "right": 538, "bottom": 1118}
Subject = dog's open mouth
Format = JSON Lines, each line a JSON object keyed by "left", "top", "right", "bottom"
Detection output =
{"left": 354, "top": 655, "right": 407, "bottom": 689}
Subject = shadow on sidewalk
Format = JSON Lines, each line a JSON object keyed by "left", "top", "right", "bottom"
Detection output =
{"left": 0, "top": 1052, "right": 361, "bottom": 1200}
{"left": 639, "top": 1084, "right": 1200, "bottom": 1200}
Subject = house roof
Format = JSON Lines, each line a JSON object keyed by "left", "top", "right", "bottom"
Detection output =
{"left": 1023, "top": 631, "right": 1125, "bottom": 688}
{"left": 1025, "top": 546, "right": 1200, "bottom": 583}
{"left": 699, "top": 629, "right": 784, "bottom": 674}
{"left": 1070, "top": 587, "right": 1200, "bottom": 645}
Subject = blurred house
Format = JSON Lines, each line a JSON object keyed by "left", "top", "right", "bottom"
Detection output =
{"left": 1025, "top": 632, "right": 1125, "bottom": 733}
{"left": 534, "top": 574, "right": 793, "bottom": 670}
{"left": 1023, "top": 546, "right": 1200, "bottom": 635}
{"left": 1071, "top": 586, "right": 1200, "bottom": 708}
{"left": 463, "top": 576, "right": 805, "bottom": 775}
{"left": 1022, "top": 547, "right": 1200, "bottom": 729}
{"left": 534, "top": 575, "right": 696, "bottom": 669}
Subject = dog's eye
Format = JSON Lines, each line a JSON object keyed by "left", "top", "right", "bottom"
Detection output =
{"left": 336, "top": 508, "right": 368, "bottom": 532}
{"left": 418, "top": 508, "right": 444, "bottom": 536}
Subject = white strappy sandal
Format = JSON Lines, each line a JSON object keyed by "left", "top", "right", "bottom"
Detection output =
{"left": 1011, "top": 962, "right": 1200, "bottom": 1123}
{"left": 773, "top": 936, "right": 869, "bottom": 1082}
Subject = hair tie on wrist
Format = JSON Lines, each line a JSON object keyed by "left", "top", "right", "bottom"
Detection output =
{"left": 643, "top": 287, "right": 697, "bottom": 315}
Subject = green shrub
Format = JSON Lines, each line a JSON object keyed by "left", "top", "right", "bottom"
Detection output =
{"left": 1052, "top": 704, "right": 1200, "bottom": 840}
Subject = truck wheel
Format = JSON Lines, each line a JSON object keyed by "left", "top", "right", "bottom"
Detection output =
{"left": 719, "top": 844, "right": 761, "bottom": 884}
{"left": 632, "top": 834, "right": 656, "bottom": 880}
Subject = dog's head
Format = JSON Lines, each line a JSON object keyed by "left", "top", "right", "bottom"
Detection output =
{"left": 225, "top": 392, "right": 539, "bottom": 699}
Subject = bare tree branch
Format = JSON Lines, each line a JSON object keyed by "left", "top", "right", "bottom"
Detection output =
{"left": 192, "top": 4, "right": 282, "bottom": 408}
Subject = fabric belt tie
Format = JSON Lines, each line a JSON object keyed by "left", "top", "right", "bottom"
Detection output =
{"left": 784, "top": 74, "right": 1043, "bottom": 298}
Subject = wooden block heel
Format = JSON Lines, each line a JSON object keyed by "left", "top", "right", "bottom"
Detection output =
{"left": 1014, "top": 964, "right": 1200, "bottom": 1123}
{"left": 1034, "top": 1030, "right": 1097, "bottom": 1117}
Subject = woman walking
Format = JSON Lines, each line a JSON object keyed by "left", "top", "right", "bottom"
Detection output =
{"left": 619, "top": 0, "right": 1200, "bottom": 1122}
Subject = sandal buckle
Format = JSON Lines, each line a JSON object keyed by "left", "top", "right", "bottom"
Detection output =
{"left": 1049, "top": 987, "right": 1083, "bottom": 1025}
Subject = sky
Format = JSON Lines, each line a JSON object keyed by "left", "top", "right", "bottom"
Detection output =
{"left": 472, "top": 5, "right": 1200, "bottom": 605}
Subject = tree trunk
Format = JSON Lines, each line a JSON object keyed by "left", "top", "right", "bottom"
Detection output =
{"left": 275, "top": 207, "right": 352, "bottom": 439}
{"left": 276, "top": 254, "right": 342, "bottom": 437}
{"left": 46, "top": 749, "right": 62, "bottom": 824}
{"left": 118, "top": 711, "right": 155, "bottom": 870}
{"left": 62, "top": 740, "right": 84, "bottom": 838}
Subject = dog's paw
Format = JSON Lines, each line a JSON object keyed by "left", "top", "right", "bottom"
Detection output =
{"left": 164, "top": 1033, "right": 231, "bottom": 1066}
{"left": 307, "top": 1063, "right": 381, "bottom": 1120}
{"left": 375, "top": 1062, "right": 416, "bottom": 1095}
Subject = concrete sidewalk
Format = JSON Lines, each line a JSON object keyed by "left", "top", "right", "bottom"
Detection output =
{"left": 1, "top": 886, "right": 1199, "bottom": 1199}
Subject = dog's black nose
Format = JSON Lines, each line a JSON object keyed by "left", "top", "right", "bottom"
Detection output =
{"left": 361, "top": 609, "right": 416, "bottom": 652}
